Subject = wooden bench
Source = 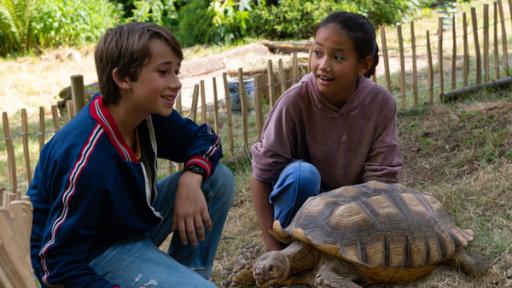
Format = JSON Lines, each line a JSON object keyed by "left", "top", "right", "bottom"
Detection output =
{"left": 0, "top": 188, "right": 37, "bottom": 288}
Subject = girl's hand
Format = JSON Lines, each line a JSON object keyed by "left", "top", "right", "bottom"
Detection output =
{"left": 172, "top": 171, "right": 212, "bottom": 246}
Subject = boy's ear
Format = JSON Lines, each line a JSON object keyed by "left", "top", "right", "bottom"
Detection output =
{"left": 112, "top": 68, "right": 131, "bottom": 90}
{"left": 358, "top": 56, "right": 373, "bottom": 76}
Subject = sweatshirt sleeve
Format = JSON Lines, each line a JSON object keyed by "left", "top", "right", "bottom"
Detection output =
{"left": 362, "top": 95, "right": 403, "bottom": 183}
{"left": 32, "top": 146, "right": 115, "bottom": 287}
{"left": 251, "top": 94, "right": 299, "bottom": 183}
{"left": 151, "top": 110, "right": 222, "bottom": 178}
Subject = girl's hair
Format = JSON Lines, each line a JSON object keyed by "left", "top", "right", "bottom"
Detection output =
{"left": 95, "top": 22, "right": 183, "bottom": 105}
{"left": 316, "top": 11, "right": 379, "bottom": 78}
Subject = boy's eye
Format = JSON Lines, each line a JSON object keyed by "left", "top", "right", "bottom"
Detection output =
{"left": 158, "top": 70, "right": 169, "bottom": 75}
{"left": 313, "top": 49, "right": 322, "bottom": 57}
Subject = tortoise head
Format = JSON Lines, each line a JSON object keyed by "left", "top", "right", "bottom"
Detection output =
{"left": 252, "top": 251, "right": 290, "bottom": 287}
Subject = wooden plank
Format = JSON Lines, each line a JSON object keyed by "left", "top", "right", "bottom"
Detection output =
{"left": 438, "top": 17, "right": 444, "bottom": 97}
{"left": 0, "top": 200, "right": 37, "bottom": 288}
{"left": 200, "top": 80, "right": 207, "bottom": 124}
{"left": 484, "top": 4, "right": 490, "bottom": 82}
{"left": 212, "top": 77, "right": 220, "bottom": 134}
{"left": 463, "top": 12, "right": 469, "bottom": 86}
{"left": 498, "top": 0, "right": 509, "bottom": 73}
{"left": 238, "top": 68, "right": 249, "bottom": 153}
{"left": 494, "top": 1, "right": 501, "bottom": 79}
{"left": 278, "top": 58, "right": 286, "bottom": 95}
{"left": 452, "top": 14, "right": 457, "bottom": 90}
{"left": 397, "top": 24, "right": 406, "bottom": 110}
{"left": 411, "top": 21, "right": 418, "bottom": 107}
{"left": 51, "top": 105, "right": 60, "bottom": 131}
{"left": 267, "top": 60, "right": 275, "bottom": 108}
{"left": 254, "top": 74, "right": 264, "bottom": 139}
{"left": 38, "top": 107, "right": 45, "bottom": 152}
{"left": 21, "top": 109, "right": 32, "bottom": 185}
{"left": 222, "top": 72, "right": 234, "bottom": 156}
{"left": 70, "top": 74, "right": 85, "bottom": 113}
{"left": 380, "top": 25, "right": 392, "bottom": 92}
{"left": 442, "top": 76, "right": 512, "bottom": 101}
{"left": 2, "top": 112, "right": 17, "bottom": 196}
{"left": 471, "top": 7, "right": 482, "bottom": 84}
{"left": 190, "top": 84, "right": 199, "bottom": 122}
{"left": 427, "top": 30, "right": 434, "bottom": 104}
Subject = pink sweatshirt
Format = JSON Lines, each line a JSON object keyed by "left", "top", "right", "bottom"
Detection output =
{"left": 251, "top": 73, "right": 403, "bottom": 188}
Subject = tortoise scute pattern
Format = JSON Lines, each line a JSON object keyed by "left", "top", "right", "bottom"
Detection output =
{"left": 281, "top": 181, "right": 473, "bottom": 269}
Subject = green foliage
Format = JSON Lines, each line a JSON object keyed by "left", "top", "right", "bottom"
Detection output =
{"left": 0, "top": 0, "right": 37, "bottom": 56}
{"left": 173, "top": 0, "right": 214, "bottom": 47}
{"left": 30, "top": 0, "right": 120, "bottom": 48}
{"left": 127, "top": 0, "right": 178, "bottom": 27}
{"left": 250, "top": 0, "right": 357, "bottom": 40}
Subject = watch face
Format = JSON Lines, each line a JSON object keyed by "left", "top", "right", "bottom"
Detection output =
{"left": 187, "top": 165, "right": 206, "bottom": 177}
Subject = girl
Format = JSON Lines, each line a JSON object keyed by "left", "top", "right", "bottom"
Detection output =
{"left": 251, "top": 11, "right": 403, "bottom": 251}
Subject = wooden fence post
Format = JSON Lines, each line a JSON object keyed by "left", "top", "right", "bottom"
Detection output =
{"left": 51, "top": 105, "right": 60, "bottom": 131}
{"left": 427, "top": 31, "right": 434, "bottom": 104}
{"left": 2, "top": 112, "right": 18, "bottom": 197}
{"left": 494, "top": 1, "right": 501, "bottom": 79}
{"left": 498, "top": 0, "right": 509, "bottom": 74}
{"left": 380, "top": 25, "right": 392, "bottom": 92}
{"left": 237, "top": 68, "right": 249, "bottom": 153}
{"left": 200, "top": 80, "right": 207, "bottom": 124}
{"left": 411, "top": 21, "right": 418, "bottom": 107}
{"left": 452, "top": 15, "right": 457, "bottom": 90}
{"left": 222, "top": 73, "right": 234, "bottom": 156}
{"left": 463, "top": 12, "right": 469, "bottom": 86}
{"left": 21, "top": 109, "right": 32, "bottom": 185}
{"left": 267, "top": 60, "right": 275, "bottom": 108}
{"left": 471, "top": 7, "right": 482, "bottom": 84}
{"left": 212, "top": 77, "right": 220, "bottom": 134}
{"left": 484, "top": 4, "right": 490, "bottom": 82}
{"left": 38, "top": 107, "right": 45, "bottom": 153}
{"left": 397, "top": 24, "right": 406, "bottom": 110}
{"left": 438, "top": 17, "right": 444, "bottom": 97}
{"left": 70, "top": 74, "right": 85, "bottom": 113}
{"left": 278, "top": 58, "right": 286, "bottom": 95}
{"left": 190, "top": 84, "right": 199, "bottom": 122}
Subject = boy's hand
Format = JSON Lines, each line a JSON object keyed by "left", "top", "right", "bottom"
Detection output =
{"left": 172, "top": 171, "right": 212, "bottom": 246}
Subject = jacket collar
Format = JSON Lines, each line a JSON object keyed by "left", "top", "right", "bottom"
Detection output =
{"left": 89, "top": 95, "right": 139, "bottom": 162}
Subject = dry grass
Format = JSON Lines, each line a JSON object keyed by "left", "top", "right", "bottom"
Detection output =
{"left": 212, "top": 91, "right": 512, "bottom": 287}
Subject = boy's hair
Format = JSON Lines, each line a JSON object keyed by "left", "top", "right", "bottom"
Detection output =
{"left": 95, "top": 22, "right": 183, "bottom": 105}
{"left": 316, "top": 12, "right": 379, "bottom": 78}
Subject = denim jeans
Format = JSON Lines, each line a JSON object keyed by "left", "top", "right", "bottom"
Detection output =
{"left": 89, "top": 164, "right": 234, "bottom": 287}
{"left": 270, "top": 161, "right": 321, "bottom": 227}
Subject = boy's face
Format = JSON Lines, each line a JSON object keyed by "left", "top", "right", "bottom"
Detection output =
{"left": 127, "top": 38, "right": 182, "bottom": 117}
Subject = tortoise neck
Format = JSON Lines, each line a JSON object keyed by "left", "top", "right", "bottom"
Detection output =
{"left": 283, "top": 241, "right": 321, "bottom": 275}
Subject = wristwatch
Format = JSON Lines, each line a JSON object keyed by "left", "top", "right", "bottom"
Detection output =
{"left": 185, "top": 164, "right": 207, "bottom": 178}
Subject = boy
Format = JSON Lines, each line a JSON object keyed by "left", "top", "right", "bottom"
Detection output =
{"left": 28, "top": 22, "right": 234, "bottom": 287}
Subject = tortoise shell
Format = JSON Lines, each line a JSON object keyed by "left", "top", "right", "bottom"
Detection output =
{"left": 272, "top": 181, "right": 474, "bottom": 283}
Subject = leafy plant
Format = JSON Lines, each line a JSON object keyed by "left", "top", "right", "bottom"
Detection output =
{"left": 30, "top": 0, "right": 120, "bottom": 48}
{"left": 0, "top": 0, "right": 37, "bottom": 56}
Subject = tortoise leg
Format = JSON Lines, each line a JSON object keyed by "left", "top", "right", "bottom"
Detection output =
{"left": 314, "top": 256, "right": 361, "bottom": 288}
{"left": 448, "top": 249, "right": 489, "bottom": 278}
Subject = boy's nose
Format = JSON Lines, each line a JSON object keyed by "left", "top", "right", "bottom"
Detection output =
{"left": 169, "top": 76, "right": 182, "bottom": 91}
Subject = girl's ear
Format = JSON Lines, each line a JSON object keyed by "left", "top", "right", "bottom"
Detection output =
{"left": 358, "top": 56, "right": 373, "bottom": 76}
{"left": 112, "top": 68, "right": 131, "bottom": 90}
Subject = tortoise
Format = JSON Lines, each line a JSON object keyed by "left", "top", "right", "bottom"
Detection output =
{"left": 251, "top": 181, "right": 488, "bottom": 287}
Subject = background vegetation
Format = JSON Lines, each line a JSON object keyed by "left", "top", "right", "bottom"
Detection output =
{"left": 0, "top": 0, "right": 453, "bottom": 56}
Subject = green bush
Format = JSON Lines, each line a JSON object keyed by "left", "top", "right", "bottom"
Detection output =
{"left": 0, "top": 0, "right": 37, "bottom": 56}
{"left": 31, "top": 0, "right": 121, "bottom": 48}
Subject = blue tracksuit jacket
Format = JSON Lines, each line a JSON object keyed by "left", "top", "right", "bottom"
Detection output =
{"left": 27, "top": 95, "right": 222, "bottom": 287}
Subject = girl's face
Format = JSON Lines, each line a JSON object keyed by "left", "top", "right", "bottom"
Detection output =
{"left": 310, "top": 24, "right": 372, "bottom": 107}
{"left": 128, "top": 38, "right": 182, "bottom": 117}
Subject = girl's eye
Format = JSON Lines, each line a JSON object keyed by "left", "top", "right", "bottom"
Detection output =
{"left": 334, "top": 54, "right": 344, "bottom": 61}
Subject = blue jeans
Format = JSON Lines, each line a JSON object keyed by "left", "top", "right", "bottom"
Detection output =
{"left": 270, "top": 161, "right": 321, "bottom": 227}
{"left": 89, "top": 164, "right": 234, "bottom": 287}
